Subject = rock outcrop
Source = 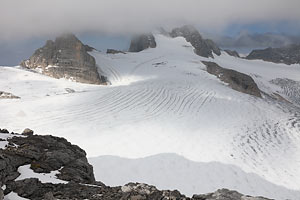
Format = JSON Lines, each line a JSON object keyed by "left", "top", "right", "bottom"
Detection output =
{"left": 0, "top": 131, "right": 95, "bottom": 186}
{"left": 20, "top": 34, "right": 107, "bottom": 85}
{"left": 225, "top": 49, "right": 240, "bottom": 58}
{"left": 170, "top": 25, "right": 221, "bottom": 58}
{"left": 246, "top": 44, "right": 300, "bottom": 65}
{"left": 106, "top": 49, "right": 126, "bottom": 54}
{"left": 0, "top": 128, "right": 271, "bottom": 199}
{"left": 129, "top": 34, "right": 157, "bottom": 52}
{"left": 202, "top": 61, "right": 261, "bottom": 97}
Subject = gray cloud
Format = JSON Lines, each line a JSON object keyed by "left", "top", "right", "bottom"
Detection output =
{"left": 0, "top": 0, "right": 300, "bottom": 41}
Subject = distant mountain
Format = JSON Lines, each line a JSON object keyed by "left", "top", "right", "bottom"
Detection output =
{"left": 247, "top": 44, "right": 300, "bottom": 65}
{"left": 208, "top": 32, "right": 300, "bottom": 50}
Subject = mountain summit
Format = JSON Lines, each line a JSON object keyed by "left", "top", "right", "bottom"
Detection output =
{"left": 20, "top": 34, "right": 107, "bottom": 85}
{"left": 170, "top": 25, "right": 221, "bottom": 58}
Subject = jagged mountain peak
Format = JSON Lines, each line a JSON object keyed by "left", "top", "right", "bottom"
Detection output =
{"left": 170, "top": 25, "right": 221, "bottom": 58}
{"left": 20, "top": 33, "right": 107, "bottom": 85}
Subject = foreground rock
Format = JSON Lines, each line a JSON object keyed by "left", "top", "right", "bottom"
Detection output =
{"left": 129, "top": 34, "right": 157, "bottom": 52}
{"left": 0, "top": 91, "right": 20, "bottom": 99}
{"left": 1, "top": 128, "right": 270, "bottom": 199}
{"left": 202, "top": 61, "right": 261, "bottom": 97}
{"left": 170, "top": 25, "right": 221, "bottom": 58}
{"left": 20, "top": 34, "right": 107, "bottom": 85}
{"left": 246, "top": 44, "right": 300, "bottom": 65}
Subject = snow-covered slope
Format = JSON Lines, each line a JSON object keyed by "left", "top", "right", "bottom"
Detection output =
{"left": 1, "top": 34, "right": 300, "bottom": 199}
{"left": 89, "top": 153, "right": 300, "bottom": 199}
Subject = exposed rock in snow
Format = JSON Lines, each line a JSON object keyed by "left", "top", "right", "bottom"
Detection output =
{"left": 21, "top": 128, "right": 33, "bottom": 136}
{"left": 202, "top": 61, "right": 261, "bottom": 97}
{"left": 106, "top": 49, "right": 126, "bottom": 54}
{"left": 20, "top": 33, "right": 107, "bottom": 85}
{"left": 0, "top": 129, "right": 95, "bottom": 187}
{"left": 246, "top": 44, "right": 300, "bottom": 65}
{"left": 129, "top": 34, "right": 157, "bottom": 52}
{"left": 0, "top": 91, "right": 20, "bottom": 99}
{"left": 170, "top": 25, "right": 221, "bottom": 58}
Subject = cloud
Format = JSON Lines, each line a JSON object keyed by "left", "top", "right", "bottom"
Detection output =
{"left": 0, "top": 0, "right": 300, "bottom": 41}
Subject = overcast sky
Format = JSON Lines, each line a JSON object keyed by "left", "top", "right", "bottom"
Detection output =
{"left": 1, "top": 0, "right": 300, "bottom": 41}
{"left": 1, "top": 0, "right": 300, "bottom": 66}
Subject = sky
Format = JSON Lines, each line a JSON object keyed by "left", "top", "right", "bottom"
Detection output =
{"left": 0, "top": 0, "right": 300, "bottom": 65}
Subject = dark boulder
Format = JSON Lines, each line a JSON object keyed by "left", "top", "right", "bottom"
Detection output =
{"left": 202, "top": 61, "right": 261, "bottom": 97}
{"left": 20, "top": 34, "right": 107, "bottom": 85}
{"left": 22, "top": 128, "right": 34, "bottom": 136}
{"left": 170, "top": 25, "right": 221, "bottom": 58}
{"left": 246, "top": 44, "right": 300, "bottom": 65}
{"left": 0, "top": 91, "right": 20, "bottom": 99}
{"left": 129, "top": 34, "right": 157, "bottom": 52}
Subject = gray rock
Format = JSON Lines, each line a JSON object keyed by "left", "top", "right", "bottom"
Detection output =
{"left": 0, "top": 187, "right": 3, "bottom": 200}
{"left": 0, "top": 91, "right": 20, "bottom": 99}
{"left": 246, "top": 44, "right": 300, "bottom": 65}
{"left": 44, "top": 192, "right": 56, "bottom": 200}
{"left": 20, "top": 34, "right": 107, "bottom": 85}
{"left": 225, "top": 49, "right": 240, "bottom": 58}
{"left": 170, "top": 25, "right": 221, "bottom": 58}
{"left": 107, "top": 49, "right": 126, "bottom": 54}
{"left": 202, "top": 61, "right": 261, "bottom": 97}
{"left": 129, "top": 34, "right": 157, "bottom": 52}
{"left": 22, "top": 128, "right": 34, "bottom": 136}
{"left": 193, "top": 189, "right": 271, "bottom": 200}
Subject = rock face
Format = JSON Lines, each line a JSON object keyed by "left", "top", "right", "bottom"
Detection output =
{"left": 129, "top": 34, "right": 157, "bottom": 52}
{"left": 225, "top": 49, "right": 240, "bottom": 58}
{"left": 0, "top": 128, "right": 271, "bottom": 199}
{"left": 170, "top": 25, "right": 221, "bottom": 58}
{"left": 0, "top": 130, "right": 96, "bottom": 187}
{"left": 246, "top": 44, "right": 300, "bottom": 65}
{"left": 20, "top": 34, "right": 107, "bottom": 85}
{"left": 202, "top": 61, "right": 261, "bottom": 97}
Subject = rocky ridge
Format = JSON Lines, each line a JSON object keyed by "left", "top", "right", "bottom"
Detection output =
{"left": 170, "top": 25, "right": 221, "bottom": 58}
{"left": 20, "top": 34, "right": 107, "bottom": 85}
{"left": 246, "top": 44, "right": 300, "bottom": 65}
{"left": 202, "top": 61, "right": 261, "bottom": 97}
{"left": 0, "top": 128, "right": 271, "bottom": 199}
